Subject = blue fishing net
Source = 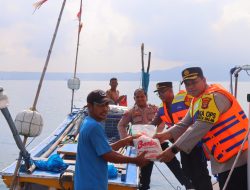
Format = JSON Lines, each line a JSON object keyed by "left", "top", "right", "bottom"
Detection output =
{"left": 108, "top": 164, "right": 118, "bottom": 179}
{"left": 33, "top": 154, "right": 68, "bottom": 173}
{"left": 142, "top": 71, "right": 150, "bottom": 94}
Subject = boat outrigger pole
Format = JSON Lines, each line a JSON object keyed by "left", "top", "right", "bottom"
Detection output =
{"left": 0, "top": 87, "right": 31, "bottom": 170}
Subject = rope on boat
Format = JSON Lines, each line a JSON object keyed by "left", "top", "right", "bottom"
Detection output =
{"left": 27, "top": 111, "right": 83, "bottom": 173}
{"left": 221, "top": 128, "right": 249, "bottom": 190}
{"left": 25, "top": 137, "right": 36, "bottom": 148}
{"left": 154, "top": 162, "right": 181, "bottom": 190}
{"left": 222, "top": 94, "right": 250, "bottom": 190}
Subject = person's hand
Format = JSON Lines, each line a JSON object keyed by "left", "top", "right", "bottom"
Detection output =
{"left": 153, "top": 132, "right": 170, "bottom": 144}
{"left": 156, "top": 147, "right": 175, "bottom": 162}
{"left": 122, "top": 134, "right": 141, "bottom": 146}
{"left": 134, "top": 151, "right": 149, "bottom": 167}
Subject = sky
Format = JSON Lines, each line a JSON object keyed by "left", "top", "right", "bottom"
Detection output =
{"left": 1, "top": 0, "right": 250, "bottom": 73}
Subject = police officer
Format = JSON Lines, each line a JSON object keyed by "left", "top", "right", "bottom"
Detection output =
{"left": 151, "top": 82, "right": 195, "bottom": 190}
{"left": 152, "top": 82, "right": 212, "bottom": 190}
{"left": 156, "top": 67, "right": 248, "bottom": 190}
{"left": 117, "top": 88, "right": 157, "bottom": 190}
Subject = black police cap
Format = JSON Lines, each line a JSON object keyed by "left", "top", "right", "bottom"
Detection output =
{"left": 154, "top": 82, "right": 173, "bottom": 92}
{"left": 181, "top": 67, "right": 204, "bottom": 83}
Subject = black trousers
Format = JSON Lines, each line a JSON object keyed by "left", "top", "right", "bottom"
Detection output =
{"left": 180, "top": 145, "right": 213, "bottom": 190}
{"left": 139, "top": 142, "right": 193, "bottom": 190}
{"left": 218, "top": 164, "right": 247, "bottom": 190}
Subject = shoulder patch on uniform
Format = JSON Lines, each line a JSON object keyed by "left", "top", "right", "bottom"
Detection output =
{"left": 197, "top": 94, "right": 220, "bottom": 124}
{"left": 201, "top": 97, "right": 212, "bottom": 109}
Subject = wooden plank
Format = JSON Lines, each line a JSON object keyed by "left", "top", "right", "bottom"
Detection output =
{"left": 57, "top": 144, "right": 77, "bottom": 156}
{"left": 64, "top": 159, "right": 76, "bottom": 165}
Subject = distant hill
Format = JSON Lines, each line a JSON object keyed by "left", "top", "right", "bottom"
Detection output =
{"left": 1, "top": 65, "right": 249, "bottom": 81}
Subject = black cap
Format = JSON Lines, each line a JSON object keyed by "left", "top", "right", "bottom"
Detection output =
{"left": 87, "top": 90, "right": 111, "bottom": 105}
{"left": 154, "top": 82, "right": 172, "bottom": 92}
{"left": 181, "top": 67, "right": 204, "bottom": 84}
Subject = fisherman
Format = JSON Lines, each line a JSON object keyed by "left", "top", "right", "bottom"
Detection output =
{"left": 106, "top": 77, "right": 127, "bottom": 106}
{"left": 74, "top": 89, "right": 149, "bottom": 190}
{"left": 118, "top": 88, "right": 193, "bottom": 190}
{"left": 151, "top": 81, "right": 212, "bottom": 190}
{"left": 155, "top": 67, "right": 248, "bottom": 190}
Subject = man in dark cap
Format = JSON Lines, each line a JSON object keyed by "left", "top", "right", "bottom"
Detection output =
{"left": 150, "top": 82, "right": 194, "bottom": 190}
{"left": 156, "top": 67, "right": 248, "bottom": 190}
{"left": 75, "top": 90, "right": 149, "bottom": 190}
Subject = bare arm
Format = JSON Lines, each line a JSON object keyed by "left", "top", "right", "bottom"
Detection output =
{"left": 156, "top": 122, "right": 165, "bottom": 133}
{"left": 102, "top": 151, "right": 148, "bottom": 167}
{"left": 166, "top": 109, "right": 193, "bottom": 141}
{"left": 111, "top": 136, "right": 133, "bottom": 151}
{"left": 150, "top": 111, "right": 162, "bottom": 126}
{"left": 117, "top": 111, "right": 132, "bottom": 139}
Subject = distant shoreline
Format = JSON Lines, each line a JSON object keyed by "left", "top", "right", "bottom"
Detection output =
{"left": 1, "top": 68, "right": 249, "bottom": 81}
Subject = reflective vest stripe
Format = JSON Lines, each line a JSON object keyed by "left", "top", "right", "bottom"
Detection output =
{"left": 210, "top": 115, "right": 236, "bottom": 131}
{"left": 159, "top": 102, "right": 173, "bottom": 127}
{"left": 171, "top": 90, "right": 191, "bottom": 123}
{"left": 220, "top": 128, "right": 246, "bottom": 144}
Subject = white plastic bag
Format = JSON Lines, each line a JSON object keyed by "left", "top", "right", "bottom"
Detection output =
{"left": 131, "top": 124, "right": 156, "bottom": 137}
{"left": 132, "top": 125, "right": 162, "bottom": 161}
{"left": 133, "top": 135, "right": 162, "bottom": 161}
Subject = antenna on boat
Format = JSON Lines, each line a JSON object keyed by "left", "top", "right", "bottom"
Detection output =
{"left": 68, "top": 0, "right": 83, "bottom": 113}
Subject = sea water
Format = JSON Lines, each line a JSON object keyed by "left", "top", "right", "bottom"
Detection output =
{"left": 0, "top": 80, "right": 249, "bottom": 190}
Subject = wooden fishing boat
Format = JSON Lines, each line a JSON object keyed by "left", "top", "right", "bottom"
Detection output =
{"left": 0, "top": 105, "right": 139, "bottom": 190}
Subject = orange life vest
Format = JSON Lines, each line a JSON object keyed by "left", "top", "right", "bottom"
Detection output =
{"left": 159, "top": 102, "right": 173, "bottom": 128}
{"left": 190, "top": 84, "right": 248, "bottom": 163}
{"left": 171, "top": 90, "right": 193, "bottom": 123}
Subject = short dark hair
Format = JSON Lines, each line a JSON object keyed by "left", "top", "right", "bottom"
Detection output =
{"left": 134, "top": 88, "right": 146, "bottom": 97}
{"left": 110, "top": 78, "right": 117, "bottom": 83}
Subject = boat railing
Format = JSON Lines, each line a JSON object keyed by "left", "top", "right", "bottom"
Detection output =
{"left": 229, "top": 65, "right": 250, "bottom": 98}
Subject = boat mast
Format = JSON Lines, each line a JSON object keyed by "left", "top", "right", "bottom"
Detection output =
{"left": 32, "top": 0, "right": 67, "bottom": 111}
{"left": 69, "top": 0, "right": 83, "bottom": 113}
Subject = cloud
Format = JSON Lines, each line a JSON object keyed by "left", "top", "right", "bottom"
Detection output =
{"left": 1, "top": 0, "right": 250, "bottom": 73}
{"left": 213, "top": 0, "right": 250, "bottom": 31}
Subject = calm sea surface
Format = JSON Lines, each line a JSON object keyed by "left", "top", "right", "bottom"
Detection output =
{"left": 0, "top": 80, "right": 249, "bottom": 190}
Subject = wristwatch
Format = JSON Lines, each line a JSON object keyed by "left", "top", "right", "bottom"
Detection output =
{"left": 171, "top": 146, "right": 179, "bottom": 154}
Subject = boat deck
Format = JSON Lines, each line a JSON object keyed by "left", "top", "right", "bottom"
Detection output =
{"left": 0, "top": 108, "right": 139, "bottom": 190}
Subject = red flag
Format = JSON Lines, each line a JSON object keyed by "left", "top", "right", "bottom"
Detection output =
{"left": 33, "top": 0, "right": 48, "bottom": 13}
{"left": 77, "top": 8, "right": 82, "bottom": 21}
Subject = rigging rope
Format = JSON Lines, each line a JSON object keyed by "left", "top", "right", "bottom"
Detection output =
{"left": 222, "top": 95, "right": 250, "bottom": 190}
{"left": 154, "top": 162, "right": 181, "bottom": 190}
